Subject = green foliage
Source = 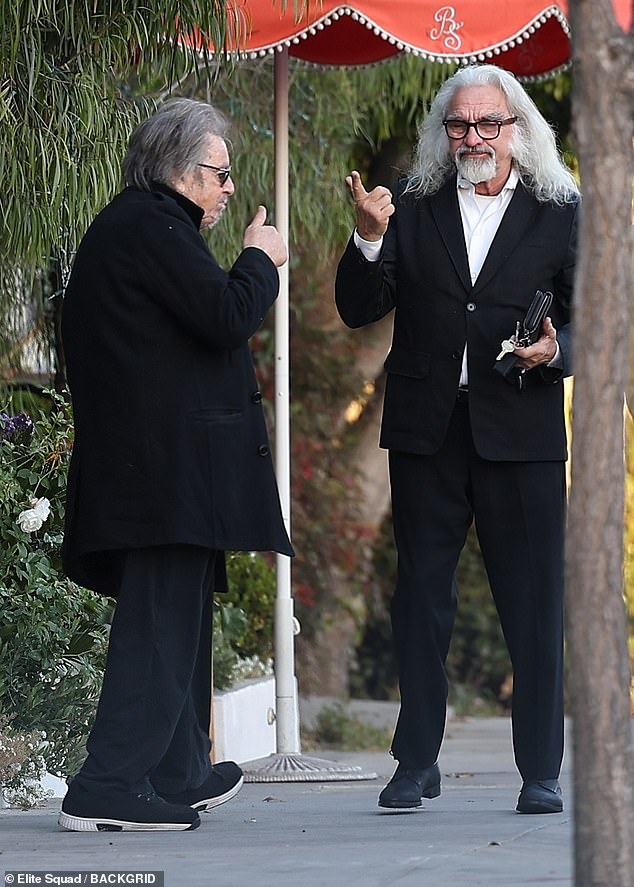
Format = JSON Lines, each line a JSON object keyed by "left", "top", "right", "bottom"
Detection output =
{"left": 0, "top": 0, "right": 225, "bottom": 382}
{"left": 212, "top": 551, "right": 277, "bottom": 690}
{"left": 224, "top": 551, "right": 277, "bottom": 659}
{"left": 212, "top": 604, "right": 248, "bottom": 692}
{"left": 0, "top": 1, "right": 229, "bottom": 271}
{"left": 527, "top": 74, "right": 574, "bottom": 165}
{"left": 301, "top": 702, "right": 392, "bottom": 752}
{"left": 0, "top": 1, "right": 232, "bottom": 381}
{"left": 0, "top": 391, "right": 110, "bottom": 778}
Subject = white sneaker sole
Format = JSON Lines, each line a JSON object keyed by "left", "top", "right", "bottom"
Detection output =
{"left": 193, "top": 775, "right": 245, "bottom": 811}
{"left": 58, "top": 811, "right": 200, "bottom": 832}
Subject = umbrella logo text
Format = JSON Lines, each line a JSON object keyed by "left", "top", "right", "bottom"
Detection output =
{"left": 430, "top": 5, "right": 464, "bottom": 51}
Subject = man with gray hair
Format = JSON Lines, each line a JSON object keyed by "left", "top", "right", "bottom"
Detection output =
{"left": 336, "top": 65, "right": 579, "bottom": 814}
{"left": 59, "top": 98, "right": 292, "bottom": 831}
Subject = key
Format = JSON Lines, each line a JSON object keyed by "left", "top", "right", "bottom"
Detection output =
{"left": 496, "top": 339, "right": 516, "bottom": 361}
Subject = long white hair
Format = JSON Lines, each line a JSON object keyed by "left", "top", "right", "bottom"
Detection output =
{"left": 406, "top": 65, "right": 579, "bottom": 205}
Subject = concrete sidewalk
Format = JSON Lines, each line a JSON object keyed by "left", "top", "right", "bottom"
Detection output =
{"left": 0, "top": 716, "right": 573, "bottom": 886}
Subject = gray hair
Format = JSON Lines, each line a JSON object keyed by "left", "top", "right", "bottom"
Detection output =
{"left": 122, "top": 98, "right": 230, "bottom": 191}
{"left": 407, "top": 65, "right": 579, "bottom": 204}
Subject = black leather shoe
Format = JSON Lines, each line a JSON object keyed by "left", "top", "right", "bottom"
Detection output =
{"left": 516, "top": 779, "right": 563, "bottom": 814}
{"left": 378, "top": 763, "right": 441, "bottom": 809}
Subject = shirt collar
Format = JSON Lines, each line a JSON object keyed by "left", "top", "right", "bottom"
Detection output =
{"left": 457, "top": 166, "right": 519, "bottom": 195}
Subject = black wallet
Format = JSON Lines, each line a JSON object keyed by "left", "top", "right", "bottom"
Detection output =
{"left": 493, "top": 289, "right": 553, "bottom": 383}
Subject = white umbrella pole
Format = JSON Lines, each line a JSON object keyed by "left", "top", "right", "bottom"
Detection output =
{"left": 272, "top": 47, "right": 299, "bottom": 755}
{"left": 242, "top": 49, "right": 375, "bottom": 782}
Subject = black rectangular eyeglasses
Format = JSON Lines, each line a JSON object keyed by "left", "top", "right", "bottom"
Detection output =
{"left": 442, "top": 117, "right": 518, "bottom": 140}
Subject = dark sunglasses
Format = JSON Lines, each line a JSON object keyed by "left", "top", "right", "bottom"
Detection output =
{"left": 197, "top": 163, "right": 232, "bottom": 185}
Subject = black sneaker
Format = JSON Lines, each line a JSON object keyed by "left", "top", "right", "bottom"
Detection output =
{"left": 58, "top": 781, "right": 200, "bottom": 832}
{"left": 160, "top": 761, "right": 244, "bottom": 811}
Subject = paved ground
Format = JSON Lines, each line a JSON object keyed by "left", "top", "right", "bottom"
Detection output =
{"left": 0, "top": 715, "right": 574, "bottom": 887}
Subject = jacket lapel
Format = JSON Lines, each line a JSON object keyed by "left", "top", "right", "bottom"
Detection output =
{"left": 428, "top": 179, "right": 472, "bottom": 294}
{"left": 472, "top": 183, "right": 539, "bottom": 293}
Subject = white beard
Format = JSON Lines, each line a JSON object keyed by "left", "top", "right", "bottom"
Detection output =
{"left": 455, "top": 151, "right": 497, "bottom": 185}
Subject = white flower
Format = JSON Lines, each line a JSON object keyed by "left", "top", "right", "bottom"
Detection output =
{"left": 16, "top": 497, "right": 51, "bottom": 534}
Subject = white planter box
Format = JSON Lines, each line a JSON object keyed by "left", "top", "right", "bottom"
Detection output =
{"left": 212, "top": 675, "right": 277, "bottom": 764}
{"left": 41, "top": 771, "right": 67, "bottom": 798}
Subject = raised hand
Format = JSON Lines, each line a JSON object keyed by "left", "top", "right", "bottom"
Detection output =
{"left": 243, "top": 205, "right": 288, "bottom": 267}
{"left": 346, "top": 170, "right": 395, "bottom": 241}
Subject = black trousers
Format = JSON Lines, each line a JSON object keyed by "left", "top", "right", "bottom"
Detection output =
{"left": 389, "top": 399, "right": 565, "bottom": 781}
{"left": 75, "top": 545, "right": 217, "bottom": 795}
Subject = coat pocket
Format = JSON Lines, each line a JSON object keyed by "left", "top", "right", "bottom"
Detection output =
{"left": 188, "top": 408, "right": 243, "bottom": 424}
{"left": 383, "top": 347, "right": 431, "bottom": 378}
{"left": 382, "top": 348, "right": 431, "bottom": 436}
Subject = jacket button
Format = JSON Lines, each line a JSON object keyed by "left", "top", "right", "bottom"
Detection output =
{"left": 258, "top": 444, "right": 270, "bottom": 457}
{"left": 452, "top": 350, "right": 462, "bottom": 360}
{"left": 466, "top": 302, "right": 476, "bottom": 312}
{"left": 251, "top": 390, "right": 263, "bottom": 404}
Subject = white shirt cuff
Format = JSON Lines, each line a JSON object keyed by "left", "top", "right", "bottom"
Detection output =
{"left": 547, "top": 341, "right": 562, "bottom": 368}
{"left": 353, "top": 230, "right": 383, "bottom": 262}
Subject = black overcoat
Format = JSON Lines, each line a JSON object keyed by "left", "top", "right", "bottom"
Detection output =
{"left": 335, "top": 176, "right": 579, "bottom": 461}
{"left": 62, "top": 184, "right": 293, "bottom": 594}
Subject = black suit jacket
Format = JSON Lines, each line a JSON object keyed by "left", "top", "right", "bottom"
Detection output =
{"left": 62, "top": 184, "right": 292, "bottom": 594}
{"left": 336, "top": 176, "right": 578, "bottom": 461}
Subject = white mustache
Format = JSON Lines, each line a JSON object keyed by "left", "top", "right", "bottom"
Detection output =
{"left": 457, "top": 146, "right": 495, "bottom": 159}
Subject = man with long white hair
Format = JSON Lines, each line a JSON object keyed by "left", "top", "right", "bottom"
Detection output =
{"left": 336, "top": 64, "right": 579, "bottom": 815}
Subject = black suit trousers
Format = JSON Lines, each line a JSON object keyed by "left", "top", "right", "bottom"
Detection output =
{"left": 389, "top": 398, "right": 565, "bottom": 781}
{"left": 74, "top": 545, "right": 217, "bottom": 795}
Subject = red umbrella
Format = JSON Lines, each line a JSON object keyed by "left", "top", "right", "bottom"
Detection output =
{"left": 194, "top": 0, "right": 631, "bottom": 778}
{"left": 221, "top": 0, "right": 631, "bottom": 77}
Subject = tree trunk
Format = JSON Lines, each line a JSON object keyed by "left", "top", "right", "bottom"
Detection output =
{"left": 567, "top": 2, "right": 634, "bottom": 885}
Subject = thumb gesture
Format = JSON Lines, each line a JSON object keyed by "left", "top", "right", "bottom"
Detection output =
{"left": 345, "top": 170, "right": 394, "bottom": 242}
{"left": 346, "top": 170, "right": 369, "bottom": 203}
{"left": 243, "top": 205, "right": 287, "bottom": 267}
{"left": 247, "top": 205, "right": 268, "bottom": 230}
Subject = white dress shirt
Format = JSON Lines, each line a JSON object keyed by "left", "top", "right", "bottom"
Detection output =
{"left": 455, "top": 169, "right": 518, "bottom": 383}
